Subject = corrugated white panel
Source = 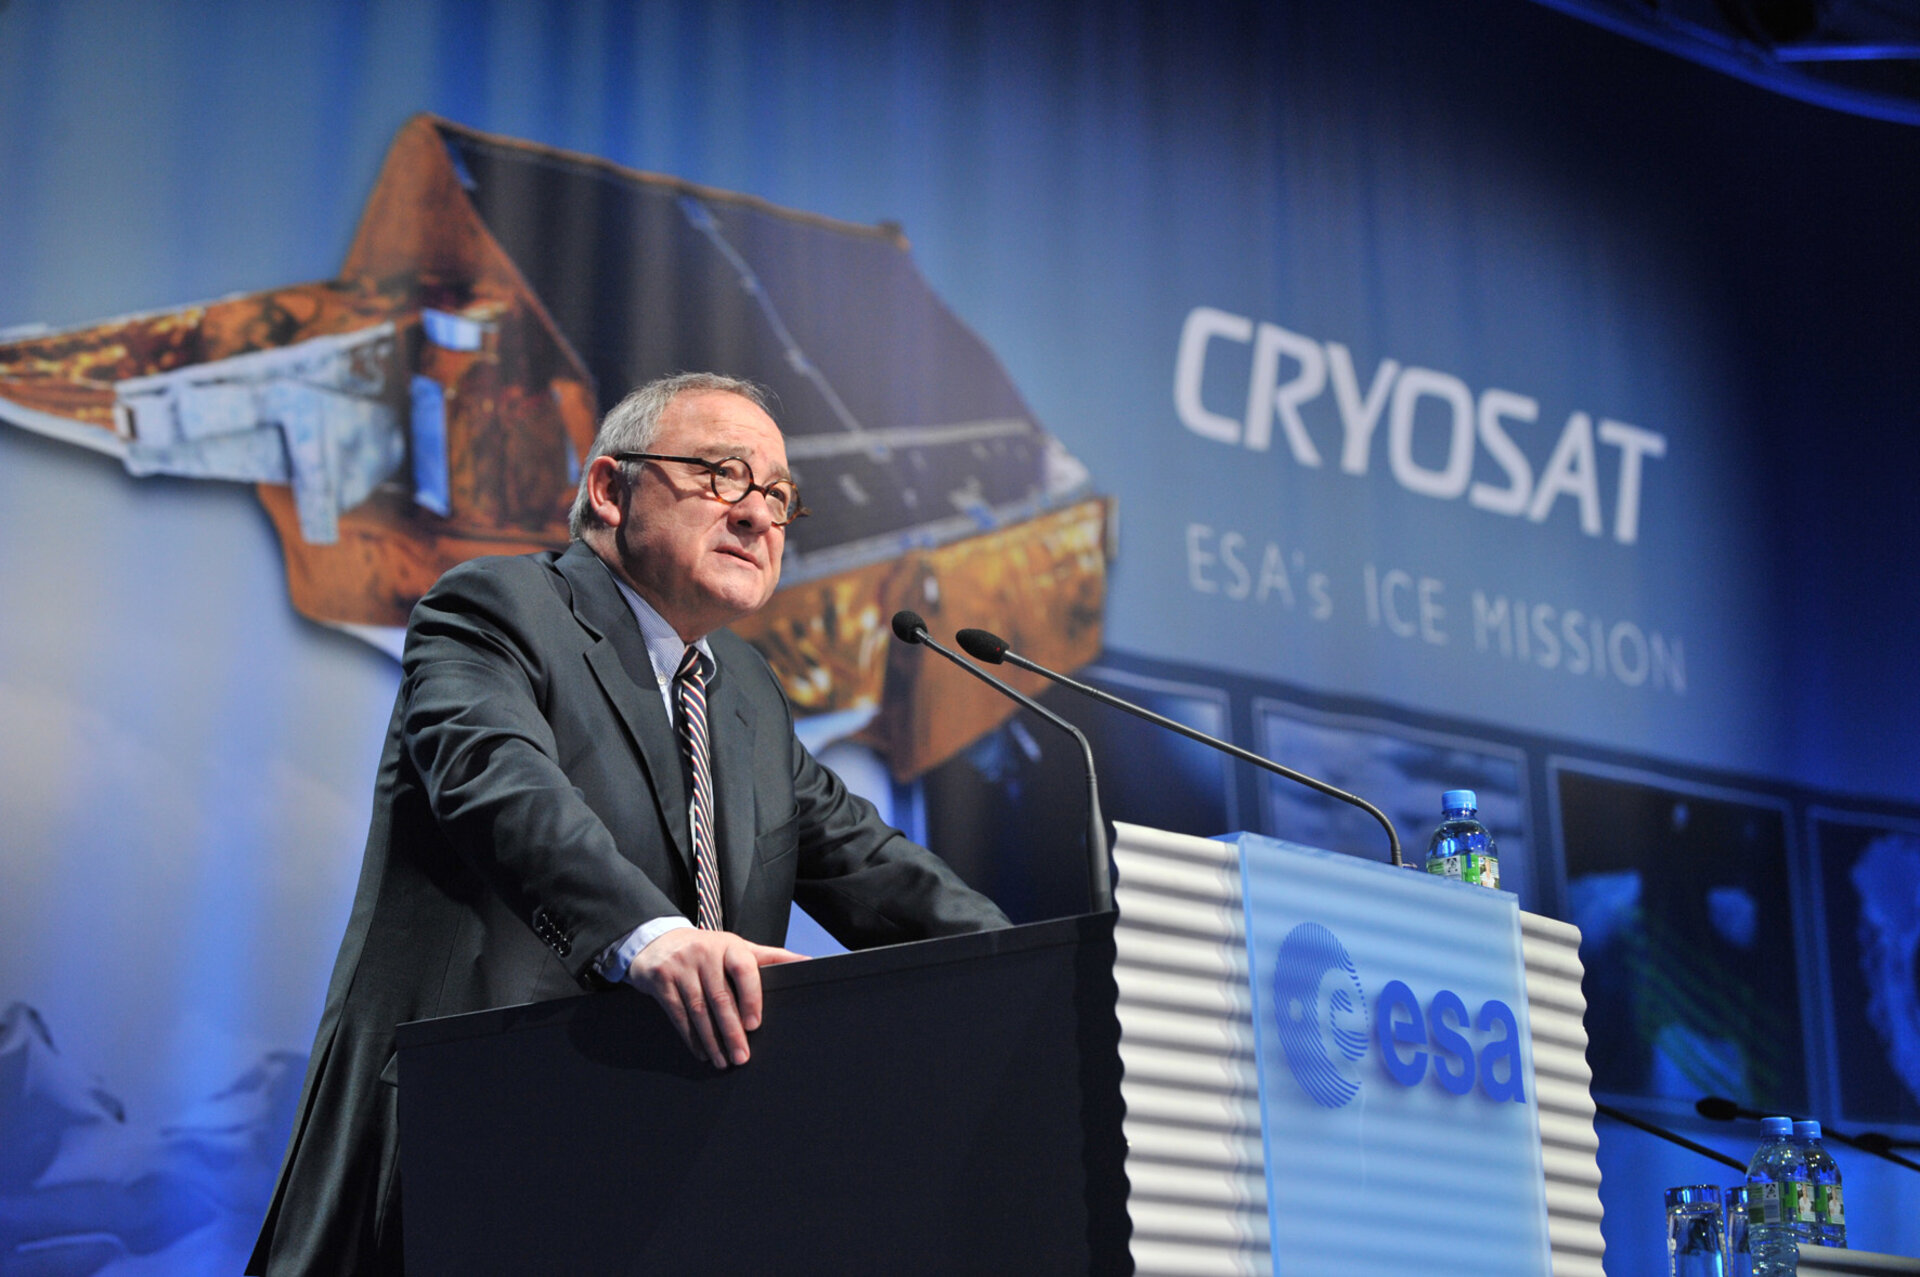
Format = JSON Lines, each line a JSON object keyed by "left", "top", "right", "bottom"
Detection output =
{"left": 1110, "top": 823, "right": 1607, "bottom": 1277}
{"left": 1128, "top": 1239, "right": 1261, "bottom": 1276}
{"left": 1129, "top": 1201, "right": 1265, "bottom": 1244}
{"left": 1113, "top": 824, "right": 1269, "bottom": 1277}
{"left": 1125, "top": 1161, "right": 1267, "bottom": 1208}
{"left": 1116, "top": 967, "right": 1249, "bottom": 1015}
{"left": 1118, "top": 1081, "right": 1260, "bottom": 1131}
{"left": 1522, "top": 912, "right": 1608, "bottom": 1275}
{"left": 1110, "top": 1006, "right": 1247, "bottom": 1058}
{"left": 1114, "top": 891, "right": 1243, "bottom": 940}
{"left": 1122, "top": 1120, "right": 1266, "bottom": 1168}
{"left": 1532, "top": 1040, "right": 1601, "bottom": 1083}
{"left": 1118, "top": 1042, "right": 1255, "bottom": 1092}
{"left": 1116, "top": 929, "right": 1247, "bottom": 979}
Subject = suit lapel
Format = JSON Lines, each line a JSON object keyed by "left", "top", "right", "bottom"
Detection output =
{"left": 707, "top": 648, "right": 760, "bottom": 927}
{"left": 557, "top": 543, "right": 691, "bottom": 867}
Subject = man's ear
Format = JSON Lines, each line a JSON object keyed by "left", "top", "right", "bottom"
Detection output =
{"left": 585, "top": 456, "right": 627, "bottom": 529}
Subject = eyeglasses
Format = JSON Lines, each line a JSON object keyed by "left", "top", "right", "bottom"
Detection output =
{"left": 609, "top": 451, "right": 809, "bottom": 526}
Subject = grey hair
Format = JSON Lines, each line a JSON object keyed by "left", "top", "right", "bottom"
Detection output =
{"left": 567, "top": 371, "right": 772, "bottom": 540}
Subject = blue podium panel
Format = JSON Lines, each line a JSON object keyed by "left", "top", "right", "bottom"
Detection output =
{"left": 1233, "top": 833, "right": 1552, "bottom": 1276}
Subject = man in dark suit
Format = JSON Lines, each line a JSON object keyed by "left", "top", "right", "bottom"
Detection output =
{"left": 249, "top": 372, "right": 1008, "bottom": 1274}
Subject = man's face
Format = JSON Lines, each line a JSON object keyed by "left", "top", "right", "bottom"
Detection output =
{"left": 610, "top": 389, "right": 789, "bottom": 640}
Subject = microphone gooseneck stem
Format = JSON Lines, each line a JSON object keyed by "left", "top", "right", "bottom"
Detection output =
{"left": 1823, "top": 1130, "right": 1920, "bottom": 1172}
{"left": 895, "top": 617, "right": 1113, "bottom": 914}
{"left": 988, "top": 645, "right": 1403, "bottom": 868}
{"left": 1594, "top": 1102, "right": 1747, "bottom": 1173}
{"left": 1697, "top": 1095, "right": 1920, "bottom": 1173}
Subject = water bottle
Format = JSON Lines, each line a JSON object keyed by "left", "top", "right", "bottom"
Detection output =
{"left": 1424, "top": 789, "right": 1500, "bottom": 889}
{"left": 1745, "top": 1115, "right": 1813, "bottom": 1276}
{"left": 1794, "top": 1119, "right": 1846, "bottom": 1248}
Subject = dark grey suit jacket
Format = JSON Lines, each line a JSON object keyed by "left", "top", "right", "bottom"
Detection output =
{"left": 249, "top": 541, "right": 1007, "bottom": 1274}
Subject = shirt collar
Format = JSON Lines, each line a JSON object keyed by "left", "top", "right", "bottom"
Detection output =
{"left": 607, "top": 572, "right": 714, "bottom": 689}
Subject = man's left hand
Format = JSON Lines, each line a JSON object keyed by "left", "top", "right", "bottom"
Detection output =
{"left": 623, "top": 928, "right": 808, "bottom": 1068}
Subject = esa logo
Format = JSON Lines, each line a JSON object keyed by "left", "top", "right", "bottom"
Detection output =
{"left": 1273, "top": 922, "right": 1528, "bottom": 1109}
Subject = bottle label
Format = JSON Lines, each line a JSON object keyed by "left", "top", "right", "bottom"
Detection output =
{"left": 1787, "top": 1181, "right": 1816, "bottom": 1223}
{"left": 1749, "top": 1181, "right": 1782, "bottom": 1225}
{"left": 1426, "top": 852, "right": 1500, "bottom": 888}
{"left": 1817, "top": 1183, "right": 1844, "bottom": 1226}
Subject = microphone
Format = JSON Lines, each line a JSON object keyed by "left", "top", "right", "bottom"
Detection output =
{"left": 1855, "top": 1131, "right": 1920, "bottom": 1155}
{"left": 889, "top": 612, "right": 1113, "bottom": 914}
{"left": 955, "top": 628, "right": 1404, "bottom": 867}
{"left": 1695, "top": 1096, "right": 1762, "bottom": 1122}
{"left": 1696, "top": 1095, "right": 1920, "bottom": 1173}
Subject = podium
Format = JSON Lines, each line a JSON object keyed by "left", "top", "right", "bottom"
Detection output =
{"left": 397, "top": 826, "right": 1606, "bottom": 1274}
{"left": 395, "top": 913, "right": 1133, "bottom": 1275}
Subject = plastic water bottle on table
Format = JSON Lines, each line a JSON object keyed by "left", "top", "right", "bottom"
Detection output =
{"left": 1424, "top": 789, "right": 1499, "bottom": 889}
{"left": 1744, "top": 1115, "right": 1813, "bottom": 1276}
{"left": 1794, "top": 1119, "right": 1845, "bottom": 1249}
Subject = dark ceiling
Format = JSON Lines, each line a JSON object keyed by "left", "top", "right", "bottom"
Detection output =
{"left": 1537, "top": 0, "right": 1920, "bottom": 124}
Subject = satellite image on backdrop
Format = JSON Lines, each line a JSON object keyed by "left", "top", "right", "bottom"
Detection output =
{"left": 1814, "top": 815, "right": 1920, "bottom": 1128}
{"left": 0, "top": 114, "right": 1114, "bottom": 782}
{"left": 1558, "top": 767, "right": 1805, "bottom": 1113}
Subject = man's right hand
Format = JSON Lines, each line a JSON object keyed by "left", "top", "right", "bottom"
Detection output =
{"left": 623, "top": 928, "right": 808, "bottom": 1069}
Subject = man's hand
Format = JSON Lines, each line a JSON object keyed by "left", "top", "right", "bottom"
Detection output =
{"left": 623, "top": 928, "right": 808, "bottom": 1068}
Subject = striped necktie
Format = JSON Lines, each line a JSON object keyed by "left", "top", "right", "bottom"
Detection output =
{"left": 674, "top": 646, "right": 723, "bottom": 931}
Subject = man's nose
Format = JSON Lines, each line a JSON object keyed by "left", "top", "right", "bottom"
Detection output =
{"left": 731, "top": 487, "right": 779, "bottom": 532}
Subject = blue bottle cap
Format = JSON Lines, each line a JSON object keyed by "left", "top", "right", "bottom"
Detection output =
{"left": 1794, "top": 1120, "right": 1821, "bottom": 1139}
{"left": 1761, "top": 1116, "right": 1793, "bottom": 1136}
{"left": 1442, "top": 789, "right": 1477, "bottom": 812}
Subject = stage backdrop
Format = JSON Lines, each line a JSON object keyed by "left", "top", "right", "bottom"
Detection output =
{"left": 2, "top": 0, "right": 1918, "bottom": 1272}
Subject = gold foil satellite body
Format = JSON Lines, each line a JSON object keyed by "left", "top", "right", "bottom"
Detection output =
{"left": 0, "top": 116, "right": 1112, "bottom": 778}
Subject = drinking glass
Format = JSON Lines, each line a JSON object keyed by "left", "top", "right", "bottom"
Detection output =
{"left": 1666, "top": 1184, "right": 1726, "bottom": 1277}
{"left": 1724, "top": 1184, "right": 1753, "bottom": 1277}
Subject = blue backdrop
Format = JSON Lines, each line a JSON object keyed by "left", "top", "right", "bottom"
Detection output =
{"left": 2, "top": 0, "right": 1917, "bottom": 1271}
